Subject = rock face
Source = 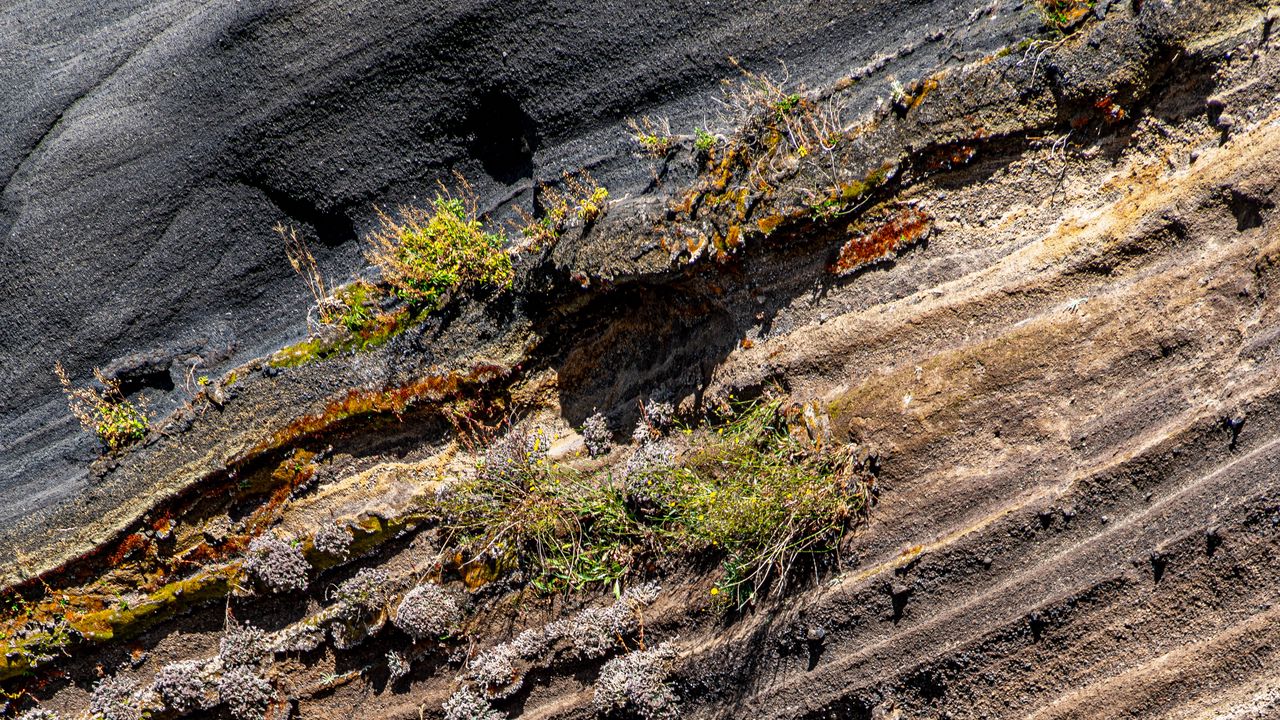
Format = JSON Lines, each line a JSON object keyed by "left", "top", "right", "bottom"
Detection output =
{"left": 3, "top": 1, "right": 1280, "bottom": 719}
{"left": 0, "top": 0, "right": 1030, "bottom": 520}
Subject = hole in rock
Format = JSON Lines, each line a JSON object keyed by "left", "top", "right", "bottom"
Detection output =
{"left": 467, "top": 90, "right": 538, "bottom": 185}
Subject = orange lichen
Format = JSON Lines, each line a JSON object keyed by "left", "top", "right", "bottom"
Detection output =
{"left": 757, "top": 214, "right": 785, "bottom": 236}
{"left": 1040, "top": 0, "right": 1094, "bottom": 29}
{"left": 831, "top": 206, "right": 931, "bottom": 277}
{"left": 107, "top": 534, "right": 150, "bottom": 567}
{"left": 148, "top": 510, "right": 173, "bottom": 536}
{"left": 240, "top": 365, "right": 510, "bottom": 467}
{"left": 904, "top": 76, "right": 941, "bottom": 111}
{"left": 1095, "top": 95, "right": 1126, "bottom": 124}
{"left": 925, "top": 144, "right": 978, "bottom": 172}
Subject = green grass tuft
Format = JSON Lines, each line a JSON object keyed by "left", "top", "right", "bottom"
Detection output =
{"left": 433, "top": 398, "right": 873, "bottom": 606}
{"left": 366, "top": 190, "right": 514, "bottom": 308}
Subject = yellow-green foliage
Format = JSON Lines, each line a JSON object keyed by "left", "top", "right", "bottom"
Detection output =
{"left": 577, "top": 185, "right": 610, "bottom": 223}
{"left": 694, "top": 127, "right": 718, "bottom": 153}
{"left": 440, "top": 459, "right": 640, "bottom": 592}
{"left": 333, "top": 281, "right": 378, "bottom": 332}
{"left": 54, "top": 362, "right": 149, "bottom": 452}
{"left": 518, "top": 170, "right": 609, "bottom": 250}
{"left": 366, "top": 191, "right": 514, "bottom": 307}
{"left": 436, "top": 399, "right": 871, "bottom": 604}
{"left": 647, "top": 400, "right": 865, "bottom": 604}
{"left": 627, "top": 116, "right": 676, "bottom": 157}
{"left": 269, "top": 305, "right": 411, "bottom": 369}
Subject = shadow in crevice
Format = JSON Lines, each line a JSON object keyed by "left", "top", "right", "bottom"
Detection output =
{"left": 467, "top": 89, "right": 539, "bottom": 186}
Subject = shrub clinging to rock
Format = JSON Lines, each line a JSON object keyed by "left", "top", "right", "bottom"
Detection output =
{"left": 217, "top": 666, "right": 274, "bottom": 720}
{"left": 152, "top": 659, "right": 213, "bottom": 713}
{"left": 244, "top": 534, "right": 309, "bottom": 593}
{"left": 393, "top": 583, "right": 461, "bottom": 639}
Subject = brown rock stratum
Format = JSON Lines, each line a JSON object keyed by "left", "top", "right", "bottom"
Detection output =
{"left": 4, "top": 1, "right": 1280, "bottom": 719}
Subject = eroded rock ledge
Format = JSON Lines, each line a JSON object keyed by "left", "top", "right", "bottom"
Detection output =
{"left": 5, "top": 1, "right": 1280, "bottom": 718}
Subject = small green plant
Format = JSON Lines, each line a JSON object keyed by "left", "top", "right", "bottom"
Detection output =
{"left": 517, "top": 170, "right": 610, "bottom": 249}
{"left": 577, "top": 185, "right": 609, "bottom": 222}
{"left": 365, "top": 179, "right": 514, "bottom": 307}
{"left": 627, "top": 116, "right": 676, "bottom": 157}
{"left": 54, "top": 362, "right": 149, "bottom": 453}
{"left": 772, "top": 93, "right": 803, "bottom": 118}
{"left": 330, "top": 281, "right": 378, "bottom": 332}
{"left": 693, "top": 127, "right": 718, "bottom": 153}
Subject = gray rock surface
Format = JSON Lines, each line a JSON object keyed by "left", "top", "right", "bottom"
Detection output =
{"left": 0, "top": 0, "right": 1029, "bottom": 519}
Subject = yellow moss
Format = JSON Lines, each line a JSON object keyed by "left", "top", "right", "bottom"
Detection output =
{"left": 757, "top": 214, "right": 785, "bottom": 236}
{"left": 725, "top": 224, "right": 742, "bottom": 250}
{"left": 0, "top": 567, "right": 237, "bottom": 680}
{"left": 75, "top": 568, "right": 236, "bottom": 643}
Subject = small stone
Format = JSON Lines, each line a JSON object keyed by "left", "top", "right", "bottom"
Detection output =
{"left": 806, "top": 625, "right": 826, "bottom": 643}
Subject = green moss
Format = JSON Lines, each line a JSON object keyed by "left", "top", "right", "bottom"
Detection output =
{"left": 995, "top": 37, "right": 1038, "bottom": 59}
{"left": 270, "top": 306, "right": 414, "bottom": 369}
{"left": 0, "top": 507, "right": 442, "bottom": 680}
{"left": 0, "top": 568, "right": 235, "bottom": 681}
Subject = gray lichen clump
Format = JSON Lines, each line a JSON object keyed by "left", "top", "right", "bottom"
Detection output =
{"left": 16, "top": 708, "right": 61, "bottom": 720}
{"left": 479, "top": 427, "right": 547, "bottom": 483}
{"left": 549, "top": 583, "right": 660, "bottom": 660}
{"left": 386, "top": 650, "right": 411, "bottom": 682}
{"left": 217, "top": 666, "right": 274, "bottom": 720}
{"left": 622, "top": 438, "right": 675, "bottom": 482}
{"left": 152, "top": 659, "right": 213, "bottom": 713}
{"left": 593, "top": 643, "right": 680, "bottom": 719}
{"left": 394, "top": 583, "right": 462, "bottom": 639}
{"left": 89, "top": 674, "right": 140, "bottom": 720}
{"left": 461, "top": 584, "right": 661, "bottom": 703}
{"left": 583, "top": 412, "right": 611, "bottom": 457}
{"left": 643, "top": 399, "right": 675, "bottom": 431}
{"left": 442, "top": 686, "right": 506, "bottom": 720}
{"left": 219, "top": 624, "right": 269, "bottom": 668}
{"left": 333, "top": 567, "right": 392, "bottom": 612}
{"left": 313, "top": 522, "right": 353, "bottom": 558}
{"left": 244, "top": 534, "right": 310, "bottom": 593}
